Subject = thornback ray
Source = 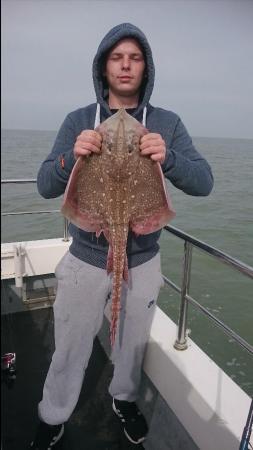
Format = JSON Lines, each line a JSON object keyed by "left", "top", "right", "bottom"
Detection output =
{"left": 61, "top": 108, "right": 176, "bottom": 345}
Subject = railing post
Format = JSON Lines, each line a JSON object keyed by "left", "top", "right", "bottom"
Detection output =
{"left": 63, "top": 218, "right": 69, "bottom": 242}
{"left": 13, "top": 244, "right": 25, "bottom": 288}
{"left": 174, "top": 241, "right": 193, "bottom": 350}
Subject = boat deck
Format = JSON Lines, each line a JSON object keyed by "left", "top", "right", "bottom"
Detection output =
{"left": 1, "top": 308, "right": 145, "bottom": 450}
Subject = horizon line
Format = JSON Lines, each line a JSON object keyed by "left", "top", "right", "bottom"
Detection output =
{"left": 1, "top": 127, "right": 253, "bottom": 141}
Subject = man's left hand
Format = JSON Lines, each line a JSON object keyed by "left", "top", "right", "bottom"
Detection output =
{"left": 139, "top": 133, "right": 166, "bottom": 164}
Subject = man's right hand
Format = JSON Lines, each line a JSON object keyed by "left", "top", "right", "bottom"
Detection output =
{"left": 74, "top": 130, "right": 102, "bottom": 159}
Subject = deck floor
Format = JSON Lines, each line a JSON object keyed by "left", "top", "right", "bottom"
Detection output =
{"left": 1, "top": 308, "right": 145, "bottom": 450}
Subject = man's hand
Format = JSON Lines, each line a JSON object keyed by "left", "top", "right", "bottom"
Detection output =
{"left": 140, "top": 133, "right": 166, "bottom": 164}
{"left": 74, "top": 130, "right": 102, "bottom": 160}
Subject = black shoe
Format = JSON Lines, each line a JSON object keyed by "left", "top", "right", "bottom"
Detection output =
{"left": 30, "top": 420, "right": 64, "bottom": 449}
{"left": 112, "top": 398, "right": 148, "bottom": 445}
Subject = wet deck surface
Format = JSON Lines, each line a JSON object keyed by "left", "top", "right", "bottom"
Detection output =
{"left": 1, "top": 308, "right": 145, "bottom": 450}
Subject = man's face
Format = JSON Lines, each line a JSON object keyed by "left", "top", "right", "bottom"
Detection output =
{"left": 104, "top": 38, "right": 146, "bottom": 99}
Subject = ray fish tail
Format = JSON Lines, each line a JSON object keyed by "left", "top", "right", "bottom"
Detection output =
{"left": 109, "top": 225, "right": 129, "bottom": 346}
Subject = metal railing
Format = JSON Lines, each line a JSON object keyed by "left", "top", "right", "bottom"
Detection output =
{"left": 2, "top": 179, "right": 253, "bottom": 355}
{"left": 1, "top": 179, "right": 69, "bottom": 242}
{"left": 163, "top": 226, "right": 253, "bottom": 354}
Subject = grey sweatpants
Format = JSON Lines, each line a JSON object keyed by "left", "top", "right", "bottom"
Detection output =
{"left": 38, "top": 251, "right": 163, "bottom": 425}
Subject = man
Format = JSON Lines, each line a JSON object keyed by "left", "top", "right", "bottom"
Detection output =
{"left": 31, "top": 23, "right": 213, "bottom": 449}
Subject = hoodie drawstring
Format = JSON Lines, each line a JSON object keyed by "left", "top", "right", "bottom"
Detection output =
{"left": 142, "top": 106, "right": 147, "bottom": 127}
{"left": 93, "top": 103, "right": 147, "bottom": 129}
{"left": 94, "top": 103, "right": 101, "bottom": 129}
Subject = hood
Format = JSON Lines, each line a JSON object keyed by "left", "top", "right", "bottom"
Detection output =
{"left": 92, "top": 23, "right": 155, "bottom": 118}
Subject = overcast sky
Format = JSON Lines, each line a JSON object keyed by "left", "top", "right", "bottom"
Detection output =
{"left": 2, "top": 0, "right": 253, "bottom": 138}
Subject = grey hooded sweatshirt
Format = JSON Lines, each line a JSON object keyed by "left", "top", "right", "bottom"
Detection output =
{"left": 37, "top": 23, "right": 214, "bottom": 269}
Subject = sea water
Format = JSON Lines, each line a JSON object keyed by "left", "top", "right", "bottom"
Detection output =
{"left": 1, "top": 129, "right": 253, "bottom": 396}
